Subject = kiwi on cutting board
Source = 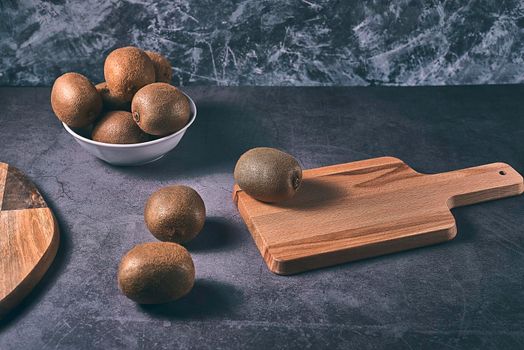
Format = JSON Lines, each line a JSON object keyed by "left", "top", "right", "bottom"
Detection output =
{"left": 131, "top": 82, "right": 190, "bottom": 136}
{"left": 51, "top": 72, "right": 102, "bottom": 127}
{"left": 104, "top": 46, "right": 155, "bottom": 102}
{"left": 92, "top": 110, "right": 150, "bottom": 144}
{"left": 234, "top": 147, "right": 303, "bottom": 203}
{"left": 144, "top": 185, "right": 205, "bottom": 243}
{"left": 118, "top": 242, "right": 195, "bottom": 304}
{"left": 95, "top": 82, "right": 131, "bottom": 111}
{"left": 145, "top": 51, "right": 173, "bottom": 83}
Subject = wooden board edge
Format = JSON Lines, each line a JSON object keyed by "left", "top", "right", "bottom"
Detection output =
{"left": 0, "top": 211, "right": 60, "bottom": 318}
{"left": 232, "top": 184, "right": 242, "bottom": 204}
{"left": 234, "top": 193, "right": 277, "bottom": 268}
{"left": 0, "top": 162, "right": 8, "bottom": 208}
{"left": 267, "top": 223, "right": 458, "bottom": 275}
{"left": 302, "top": 156, "right": 405, "bottom": 179}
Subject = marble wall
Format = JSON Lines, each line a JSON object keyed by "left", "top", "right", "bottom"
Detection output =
{"left": 1, "top": 0, "right": 523, "bottom": 86}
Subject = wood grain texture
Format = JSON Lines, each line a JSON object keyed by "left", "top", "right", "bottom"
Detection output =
{"left": 0, "top": 162, "right": 59, "bottom": 318}
{"left": 233, "top": 157, "right": 524, "bottom": 275}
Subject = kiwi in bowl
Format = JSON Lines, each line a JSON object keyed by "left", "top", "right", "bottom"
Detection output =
{"left": 55, "top": 46, "right": 196, "bottom": 166}
{"left": 62, "top": 90, "right": 196, "bottom": 166}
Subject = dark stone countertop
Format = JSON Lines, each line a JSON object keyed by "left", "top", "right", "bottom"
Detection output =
{"left": 0, "top": 85, "right": 523, "bottom": 349}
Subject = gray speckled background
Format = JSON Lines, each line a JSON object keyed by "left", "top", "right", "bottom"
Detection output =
{"left": 1, "top": 0, "right": 524, "bottom": 86}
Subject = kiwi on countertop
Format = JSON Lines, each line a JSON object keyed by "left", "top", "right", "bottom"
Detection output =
{"left": 104, "top": 46, "right": 155, "bottom": 102}
{"left": 91, "top": 110, "right": 150, "bottom": 144}
{"left": 51, "top": 72, "right": 102, "bottom": 128}
{"left": 131, "top": 82, "right": 190, "bottom": 136}
{"left": 144, "top": 185, "right": 205, "bottom": 243}
{"left": 118, "top": 242, "right": 195, "bottom": 304}
{"left": 145, "top": 51, "right": 173, "bottom": 83}
{"left": 234, "top": 147, "right": 302, "bottom": 203}
{"left": 95, "top": 82, "right": 131, "bottom": 111}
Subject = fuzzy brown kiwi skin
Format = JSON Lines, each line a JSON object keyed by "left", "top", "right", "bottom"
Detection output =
{"left": 132, "top": 82, "right": 190, "bottom": 136}
{"left": 51, "top": 72, "right": 102, "bottom": 127}
{"left": 118, "top": 242, "right": 195, "bottom": 304}
{"left": 234, "top": 147, "right": 303, "bottom": 203}
{"left": 145, "top": 51, "right": 173, "bottom": 83}
{"left": 144, "top": 185, "right": 206, "bottom": 243}
{"left": 95, "top": 82, "right": 131, "bottom": 111}
{"left": 92, "top": 110, "right": 150, "bottom": 144}
{"left": 104, "top": 46, "right": 155, "bottom": 102}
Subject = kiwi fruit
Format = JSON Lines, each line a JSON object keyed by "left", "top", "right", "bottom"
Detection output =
{"left": 234, "top": 147, "right": 302, "bottom": 203}
{"left": 104, "top": 46, "right": 155, "bottom": 102}
{"left": 131, "top": 83, "right": 190, "bottom": 136}
{"left": 91, "top": 110, "right": 150, "bottom": 144}
{"left": 51, "top": 72, "right": 102, "bottom": 127}
{"left": 95, "top": 82, "right": 131, "bottom": 111}
{"left": 144, "top": 185, "right": 205, "bottom": 243}
{"left": 145, "top": 51, "right": 173, "bottom": 83}
{"left": 118, "top": 242, "right": 195, "bottom": 304}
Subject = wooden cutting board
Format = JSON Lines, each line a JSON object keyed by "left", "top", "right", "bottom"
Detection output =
{"left": 233, "top": 157, "right": 523, "bottom": 275}
{"left": 0, "top": 163, "right": 59, "bottom": 318}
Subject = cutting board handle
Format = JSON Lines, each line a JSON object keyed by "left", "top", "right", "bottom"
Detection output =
{"left": 432, "top": 162, "right": 524, "bottom": 208}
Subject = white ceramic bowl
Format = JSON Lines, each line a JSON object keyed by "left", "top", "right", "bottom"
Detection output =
{"left": 63, "top": 92, "right": 197, "bottom": 166}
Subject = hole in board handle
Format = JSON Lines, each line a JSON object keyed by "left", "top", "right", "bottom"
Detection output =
{"left": 499, "top": 171, "right": 506, "bottom": 176}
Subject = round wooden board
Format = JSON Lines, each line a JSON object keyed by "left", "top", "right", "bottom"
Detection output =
{"left": 0, "top": 162, "right": 59, "bottom": 318}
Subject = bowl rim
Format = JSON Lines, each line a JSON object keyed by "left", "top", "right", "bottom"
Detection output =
{"left": 62, "top": 91, "right": 197, "bottom": 148}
